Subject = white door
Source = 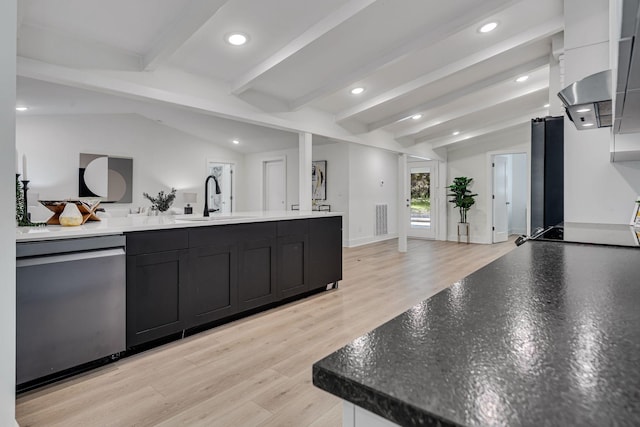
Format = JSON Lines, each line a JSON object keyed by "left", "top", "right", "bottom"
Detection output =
{"left": 408, "top": 161, "right": 435, "bottom": 239}
{"left": 264, "top": 159, "right": 286, "bottom": 211}
{"left": 493, "top": 156, "right": 509, "bottom": 242}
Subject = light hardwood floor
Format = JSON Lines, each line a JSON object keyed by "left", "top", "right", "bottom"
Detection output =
{"left": 16, "top": 237, "right": 517, "bottom": 427}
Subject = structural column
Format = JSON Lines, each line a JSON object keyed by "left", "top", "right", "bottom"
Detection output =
{"left": 0, "top": 0, "right": 17, "bottom": 423}
{"left": 298, "top": 132, "right": 312, "bottom": 211}
{"left": 398, "top": 153, "right": 408, "bottom": 252}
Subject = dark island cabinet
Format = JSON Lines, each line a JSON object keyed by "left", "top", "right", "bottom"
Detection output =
{"left": 188, "top": 226, "right": 239, "bottom": 328}
{"left": 238, "top": 223, "right": 277, "bottom": 311}
{"left": 126, "top": 229, "right": 189, "bottom": 347}
{"left": 309, "top": 216, "right": 342, "bottom": 289}
{"left": 188, "top": 243, "right": 238, "bottom": 327}
{"left": 125, "top": 217, "right": 341, "bottom": 348}
{"left": 277, "top": 220, "right": 310, "bottom": 299}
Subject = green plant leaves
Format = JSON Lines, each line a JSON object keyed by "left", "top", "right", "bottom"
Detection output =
{"left": 447, "top": 176, "right": 477, "bottom": 223}
{"left": 143, "top": 188, "right": 177, "bottom": 212}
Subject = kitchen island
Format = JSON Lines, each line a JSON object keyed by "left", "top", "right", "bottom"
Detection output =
{"left": 17, "top": 211, "right": 342, "bottom": 388}
{"left": 313, "top": 238, "right": 640, "bottom": 426}
{"left": 16, "top": 210, "right": 341, "bottom": 241}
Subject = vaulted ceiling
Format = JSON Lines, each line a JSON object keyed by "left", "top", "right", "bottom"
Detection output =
{"left": 15, "top": 0, "right": 565, "bottom": 155}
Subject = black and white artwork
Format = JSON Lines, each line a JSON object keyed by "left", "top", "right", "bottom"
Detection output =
{"left": 210, "top": 164, "right": 223, "bottom": 212}
{"left": 312, "top": 160, "right": 327, "bottom": 200}
{"left": 79, "top": 153, "right": 133, "bottom": 203}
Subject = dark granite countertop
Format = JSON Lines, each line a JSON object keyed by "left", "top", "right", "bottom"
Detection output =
{"left": 313, "top": 241, "right": 640, "bottom": 426}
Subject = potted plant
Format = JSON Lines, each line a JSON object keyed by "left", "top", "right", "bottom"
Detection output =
{"left": 143, "top": 187, "right": 177, "bottom": 214}
{"left": 447, "top": 177, "right": 477, "bottom": 241}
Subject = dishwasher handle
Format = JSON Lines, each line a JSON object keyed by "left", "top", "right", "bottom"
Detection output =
{"left": 16, "top": 248, "right": 125, "bottom": 268}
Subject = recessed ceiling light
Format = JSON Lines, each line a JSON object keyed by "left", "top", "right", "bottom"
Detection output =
{"left": 232, "top": 139, "right": 240, "bottom": 144}
{"left": 226, "top": 33, "right": 248, "bottom": 46}
{"left": 350, "top": 87, "right": 364, "bottom": 95}
{"left": 544, "top": 103, "right": 550, "bottom": 108}
{"left": 411, "top": 114, "right": 422, "bottom": 120}
{"left": 452, "top": 131, "right": 460, "bottom": 136}
{"left": 576, "top": 108, "right": 591, "bottom": 113}
{"left": 583, "top": 123, "right": 594, "bottom": 127}
{"left": 15, "top": 106, "right": 28, "bottom": 111}
{"left": 479, "top": 22, "right": 498, "bottom": 33}
{"left": 516, "top": 75, "right": 529, "bottom": 83}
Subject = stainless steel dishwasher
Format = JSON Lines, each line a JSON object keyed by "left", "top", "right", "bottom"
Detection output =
{"left": 16, "top": 234, "right": 126, "bottom": 386}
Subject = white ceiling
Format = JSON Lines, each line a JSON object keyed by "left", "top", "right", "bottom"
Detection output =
{"left": 16, "top": 0, "right": 565, "bottom": 153}
{"left": 16, "top": 77, "right": 300, "bottom": 154}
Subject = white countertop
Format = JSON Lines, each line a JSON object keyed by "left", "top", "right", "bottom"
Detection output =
{"left": 16, "top": 210, "right": 342, "bottom": 242}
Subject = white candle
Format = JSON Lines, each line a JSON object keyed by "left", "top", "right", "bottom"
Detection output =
{"left": 15, "top": 149, "right": 18, "bottom": 174}
{"left": 22, "top": 154, "right": 27, "bottom": 180}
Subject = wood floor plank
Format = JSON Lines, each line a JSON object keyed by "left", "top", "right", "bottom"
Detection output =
{"left": 207, "top": 402, "right": 273, "bottom": 427}
{"left": 308, "top": 403, "right": 342, "bottom": 427}
{"left": 16, "top": 238, "right": 516, "bottom": 426}
{"left": 154, "top": 369, "right": 284, "bottom": 427}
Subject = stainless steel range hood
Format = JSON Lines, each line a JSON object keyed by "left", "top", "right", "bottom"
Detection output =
{"left": 557, "top": 70, "right": 613, "bottom": 130}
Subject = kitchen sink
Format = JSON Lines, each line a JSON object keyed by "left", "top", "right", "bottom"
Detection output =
{"left": 175, "top": 215, "right": 254, "bottom": 222}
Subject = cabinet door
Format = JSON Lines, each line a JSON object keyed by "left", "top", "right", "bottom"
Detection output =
{"left": 277, "top": 220, "right": 310, "bottom": 299}
{"left": 188, "top": 243, "right": 238, "bottom": 328}
{"left": 238, "top": 227, "right": 277, "bottom": 311}
{"left": 277, "top": 233, "right": 309, "bottom": 299}
{"left": 309, "top": 216, "right": 343, "bottom": 289}
{"left": 126, "top": 250, "right": 188, "bottom": 347}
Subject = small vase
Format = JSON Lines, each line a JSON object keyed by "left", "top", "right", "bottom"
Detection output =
{"left": 59, "top": 202, "right": 83, "bottom": 226}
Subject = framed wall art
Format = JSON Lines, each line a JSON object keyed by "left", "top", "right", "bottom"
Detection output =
{"left": 312, "top": 160, "right": 327, "bottom": 200}
{"left": 631, "top": 197, "right": 640, "bottom": 227}
{"left": 79, "top": 153, "right": 133, "bottom": 203}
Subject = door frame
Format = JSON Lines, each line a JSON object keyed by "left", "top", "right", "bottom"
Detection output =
{"left": 206, "top": 159, "right": 236, "bottom": 213}
{"left": 262, "top": 157, "right": 287, "bottom": 211}
{"left": 486, "top": 150, "right": 529, "bottom": 243}
{"left": 407, "top": 159, "right": 437, "bottom": 239}
{"left": 492, "top": 155, "right": 509, "bottom": 243}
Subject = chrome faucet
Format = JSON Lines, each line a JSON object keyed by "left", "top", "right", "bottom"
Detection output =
{"left": 203, "top": 175, "right": 222, "bottom": 217}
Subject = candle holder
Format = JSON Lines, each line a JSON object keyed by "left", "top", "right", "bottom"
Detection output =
{"left": 16, "top": 175, "right": 45, "bottom": 227}
{"left": 21, "top": 179, "right": 30, "bottom": 224}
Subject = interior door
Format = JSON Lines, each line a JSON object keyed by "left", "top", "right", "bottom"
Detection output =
{"left": 493, "top": 156, "right": 509, "bottom": 243}
{"left": 264, "top": 159, "right": 286, "bottom": 211}
{"left": 408, "top": 161, "right": 435, "bottom": 239}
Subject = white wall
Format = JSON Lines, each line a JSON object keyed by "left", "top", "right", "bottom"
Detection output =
{"left": 313, "top": 142, "right": 350, "bottom": 244}
{"left": 243, "top": 147, "right": 299, "bottom": 211}
{"left": 1, "top": 0, "right": 17, "bottom": 424}
{"left": 16, "top": 114, "right": 245, "bottom": 215}
{"left": 446, "top": 125, "right": 530, "bottom": 243}
{"left": 563, "top": 0, "right": 640, "bottom": 224}
{"left": 347, "top": 144, "right": 399, "bottom": 247}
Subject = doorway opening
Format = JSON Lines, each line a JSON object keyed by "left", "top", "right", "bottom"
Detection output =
{"left": 263, "top": 158, "right": 286, "bottom": 211}
{"left": 491, "top": 153, "right": 527, "bottom": 243}
{"left": 408, "top": 160, "right": 436, "bottom": 239}
{"left": 207, "top": 161, "right": 234, "bottom": 214}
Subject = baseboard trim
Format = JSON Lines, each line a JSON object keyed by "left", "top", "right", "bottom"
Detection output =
{"left": 446, "top": 235, "right": 491, "bottom": 245}
{"left": 346, "top": 233, "right": 398, "bottom": 248}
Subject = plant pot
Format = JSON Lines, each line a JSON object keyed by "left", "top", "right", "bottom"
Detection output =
{"left": 457, "top": 222, "right": 470, "bottom": 244}
{"left": 457, "top": 222, "right": 469, "bottom": 235}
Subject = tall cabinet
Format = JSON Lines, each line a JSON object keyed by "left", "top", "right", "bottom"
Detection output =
{"left": 531, "top": 116, "right": 564, "bottom": 233}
